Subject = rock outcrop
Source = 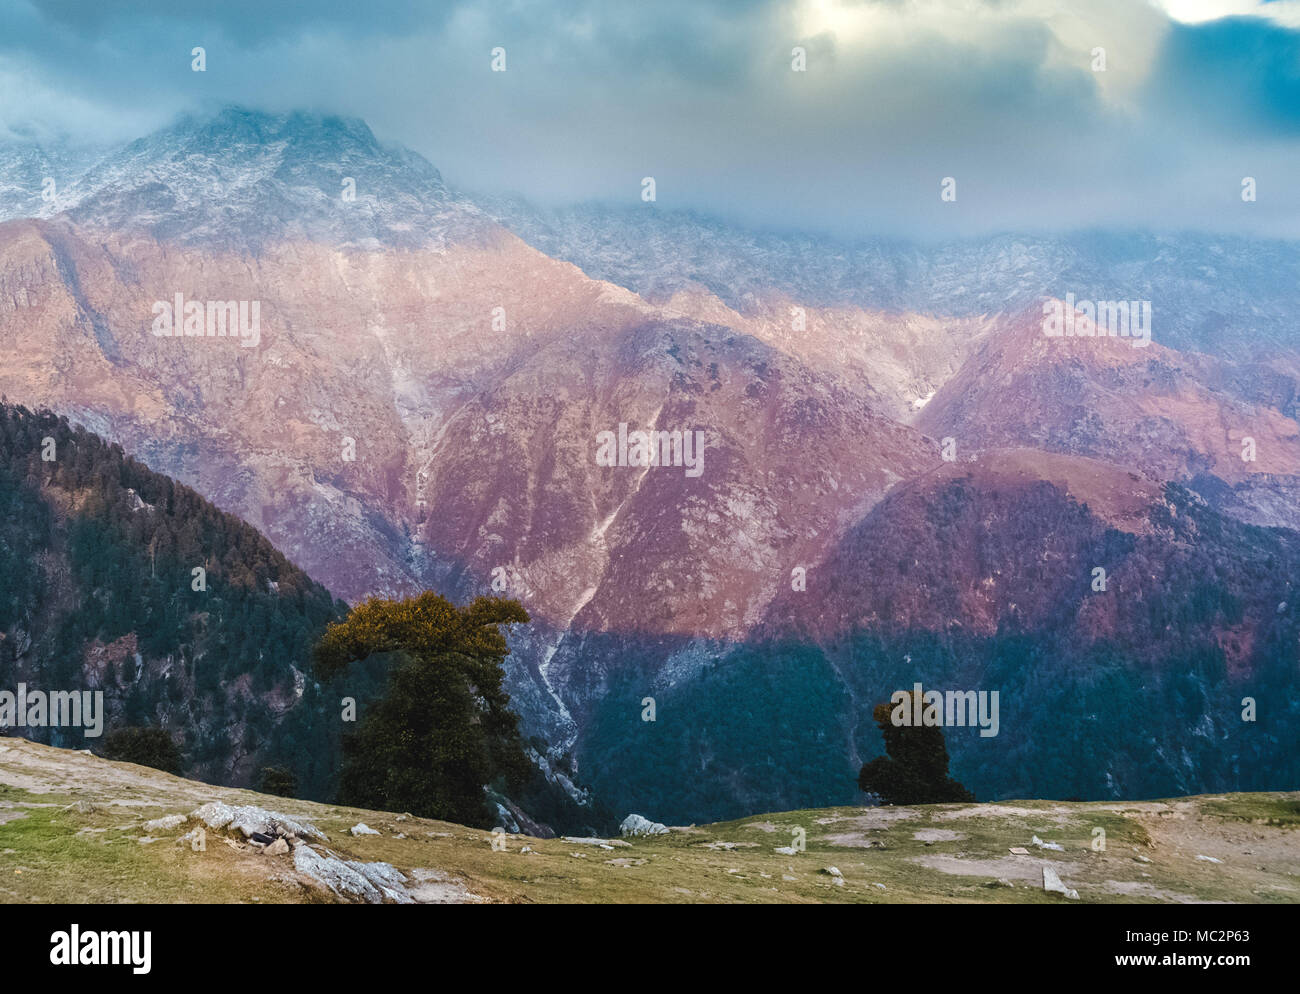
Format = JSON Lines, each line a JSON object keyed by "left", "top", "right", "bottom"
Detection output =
{"left": 620, "top": 814, "right": 669, "bottom": 838}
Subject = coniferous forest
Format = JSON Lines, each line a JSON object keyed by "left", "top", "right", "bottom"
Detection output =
{"left": 0, "top": 403, "right": 378, "bottom": 799}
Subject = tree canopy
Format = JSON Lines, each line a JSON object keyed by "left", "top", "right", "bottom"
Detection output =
{"left": 858, "top": 691, "right": 975, "bottom": 805}
{"left": 314, "top": 592, "right": 531, "bottom": 827}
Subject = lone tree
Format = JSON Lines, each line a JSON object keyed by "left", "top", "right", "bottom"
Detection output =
{"left": 314, "top": 592, "right": 531, "bottom": 828}
{"left": 857, "top": 691, "right": 974, "bottom": 804}
{"left": 258, "top": 766, "right": 298, "bottom": 798}
{"left": 102, "top": 726, "right": 184, "bottom": 775}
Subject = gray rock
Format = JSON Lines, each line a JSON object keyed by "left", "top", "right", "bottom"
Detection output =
{"left": 294, "top": 845, "right": 382, "bottom": 902}
{"left": 345, "top": 859, "right": 414, "bottom": 904}
{"left": 620, "top": 814, "right": 669, "bottom": 837}
{"left": 1042, "top": 866, "right": 1079, "bottom": 899}
{"left": 292, "top": 844, "right": 413, "bottom": 904}
{"left": 143, "top": 814, "right": 187, "bottom": 832}
{"left": 408, "top": 868, "right": 484, "bottom": 904}
{"left": 190, "top": 802, "right": 323, "bottom": 842}
{"left": 349, "top": 823, "right": 380, "bottom": 837}
{"left": 563, "top": 836, "right": 631, "bottom": 847}
{"left": 492, "top": 803, "right": 521, "bottom": 835}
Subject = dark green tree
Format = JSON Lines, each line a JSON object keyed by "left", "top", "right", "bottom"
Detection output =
{"left": 314, "top": 592, "right": 531, "bottom": 828}
{"left": 258, "top": 766, "right": 298, "bottom": 798}
{"left": 102, "top": 726, "right": 184, "bottom": 775}
{"left": 857, "top": 691, "right": 975, "bottom": 804}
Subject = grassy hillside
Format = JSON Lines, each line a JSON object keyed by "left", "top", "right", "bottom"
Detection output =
{"left": 1, "top": 738, "right": 1295, "bottom": 904}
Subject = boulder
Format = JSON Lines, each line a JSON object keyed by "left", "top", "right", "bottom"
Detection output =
{"left": 190, "top": 802, "right": 323, "bottom": 842}
{"left": 1042, "top": 866, "right": 1079, "bottom": 900}
{"left": 620, "top": 814, "right": 669, "bottom": 837}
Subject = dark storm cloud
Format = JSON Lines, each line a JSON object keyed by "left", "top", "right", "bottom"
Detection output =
{"left": 2, "top": 0, "right": 1299, "bottom": 237}
{"left": 23, "top": 0, "right": 463, "bottom": 44}
{"left": 1143, "top": 15, "right": 1300, "bottom": 136}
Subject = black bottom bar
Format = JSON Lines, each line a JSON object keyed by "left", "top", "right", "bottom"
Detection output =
{"left": 0, "top": 902, "right": 1283, "bottom": 982}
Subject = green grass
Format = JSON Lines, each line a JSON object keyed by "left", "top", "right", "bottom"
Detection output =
{"left": 1201, "top": 795, "right": 1300, "bottom": 828}
{"left": 1, "top": 741, "right": 1297, "bottom": 904}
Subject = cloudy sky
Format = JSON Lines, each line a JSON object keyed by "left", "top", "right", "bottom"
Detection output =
{"left": 2, "top": 0, "right": 1299, "bottom": 239}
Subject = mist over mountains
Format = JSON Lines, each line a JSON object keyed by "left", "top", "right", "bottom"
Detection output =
{"left": 1, "top": 107, "right": 1298, "bottom": 824}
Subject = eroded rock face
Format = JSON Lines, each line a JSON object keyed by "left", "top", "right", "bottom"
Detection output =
{"left": 914, "top": 306, "right": 1300, "bottom": 499}
{"left": 292, "top": 843, "right": 413, "bottom": 904}
{"left": 289, "top": 843, "right": 481, "bottom": 905}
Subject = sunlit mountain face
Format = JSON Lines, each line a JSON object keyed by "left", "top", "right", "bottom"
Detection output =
{"left": 1, "top": 102, "right": 1298, "bottom": 824}
{"left": 2, "top": 0, "right": 1299, "bottom": 831}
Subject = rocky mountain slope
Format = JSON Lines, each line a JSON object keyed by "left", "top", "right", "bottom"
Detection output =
{"left": 1, "top": 108, "right": 1298, "bottom": 823}
{"left": 915, "top": 307, "right": 1300, "bottom": 527}
{"left": 1, "top": 738, "right": 1296, "bottom": 904}
{"left": 484, "top": 198, "right": 1300, "bottom": 358}
{"left": 4, "top": 109, "right": 490, "bottom": 251}
{"left": 0, "top": 117, "right": 945, "bottom": 759}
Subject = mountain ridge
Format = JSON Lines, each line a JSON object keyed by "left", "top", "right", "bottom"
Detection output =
{"left": 1, "top": 105, "right": 1298, "bottom": 823}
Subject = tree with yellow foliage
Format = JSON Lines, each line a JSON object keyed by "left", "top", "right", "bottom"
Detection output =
{"left": 314, "top": 592, "right": 531, "bottom": 827}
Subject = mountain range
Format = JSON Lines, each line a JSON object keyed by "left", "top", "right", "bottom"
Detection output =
{"left": 1, "top": 107, "right": 1297, "bottom": 824}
